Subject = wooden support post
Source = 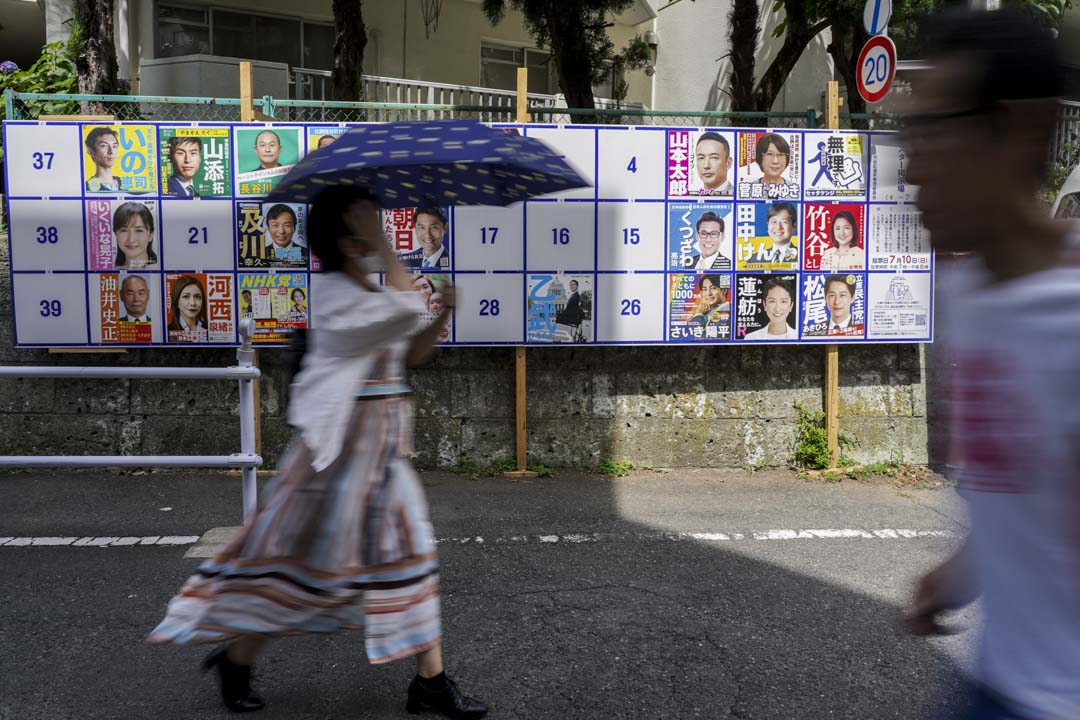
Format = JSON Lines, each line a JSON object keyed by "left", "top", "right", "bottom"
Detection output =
{"left": 825, "top": 79, "right": 841, "bottom": 468}
{"left": 240, "top": 61, "right": 263, "bottom": 456}
{"left": 505, "top": 67, "right": 537, "bottom": 479}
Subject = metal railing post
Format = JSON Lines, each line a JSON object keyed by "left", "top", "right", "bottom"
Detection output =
{"left": 237, "top": 319, "right": 259, "bottom": 520}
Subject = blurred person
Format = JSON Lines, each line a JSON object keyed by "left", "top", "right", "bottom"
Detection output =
{"left": 685, "top": 212, "right": 730, "bottom": 270}
{"left": 148, "top": 186, "right": 487, "bottom": 719}
{"left": 744, "top": 277, "right": 796, "bottom": 340}
{"left": 819, "top": 211, "right": 864, "bottom": 271}
{"left": 694, "top": 132, "right": 733, "bottom": 195}
{"left": 113, "top": 202, "right": 158, "bottom": 270}
{"left": 901, "top": 9, "right": 1080, "bottom": 720}
{"left": 167, "top": 275, "right": 207, "bottom": 340}
{"left": 166, "top": 136, "right": 202, "bottom": 197}
{"left": 85, "top": 127, "right": 120, "bottom": 192}
{"left": 690, "top": 274, "right": 730, "bottom": 329}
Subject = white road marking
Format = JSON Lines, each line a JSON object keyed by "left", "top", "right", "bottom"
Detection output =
{"left": 0, "top": 529, "right": 959, "bottom": 549}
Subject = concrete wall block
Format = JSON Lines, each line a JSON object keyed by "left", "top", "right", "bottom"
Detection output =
{"left": 447, "top": 370, "right": 514, "bottom": 420}
{"left": 413, "top": 370, "right": 454, "bottom": 418}
{"left": 591, "top": 372, "right": 616, "bottom": 418}
{"left": 129, "top": 379, "right": 240, "bottom": 416}
{"left": 840, "top": 417, "right": 929, "bottom": 465}
{"left": 413, "top": 417, "right": 464, "bottom": 468}
{"left": 138, "top": 414, "right": 242, "bottom": 457}
{"left": 838, "top": 384, "right": 914, "bottom": 418}
{"left": 898, "top": 344, "right": 923, "bottom": 371}
{"left": 527, "top": 372, "right": 594, "bottom": 419}
{"left": 764, "top": 346, "right": 823, "bottom": 374}
{"left": 0, "top": 413, "right": 118, "bottom": 455}
{"left": 0, "top": 377, "right": 57, "bottom": 413}
{"left": 613, "top": 372, "right": 715, "bottom": 419}
{"left": 529, "top": 418, "right": 608, "bottom": 466}
{"left": 436, "top": 347, "right": 515, "bottom": 371}
{"left": 459, "top": 418, "right": 513, "bottom": 464}
{"left": 844, "top": 346, "right": 898, "bottom": 373}
{"left": 54, "top": 379, "right": 129, "bottom": 414}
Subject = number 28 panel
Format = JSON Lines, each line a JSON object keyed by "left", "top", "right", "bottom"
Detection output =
{"left": 2, "top": 121, "right": 932, "bottom": 347}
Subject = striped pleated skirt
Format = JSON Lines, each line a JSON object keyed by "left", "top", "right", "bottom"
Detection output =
{"left": 147, "top": 383, "right": 442, "bottom": 664}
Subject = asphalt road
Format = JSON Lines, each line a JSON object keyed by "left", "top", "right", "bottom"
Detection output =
{"left": 0, "top": 468, "right": 977, "bottom": 720}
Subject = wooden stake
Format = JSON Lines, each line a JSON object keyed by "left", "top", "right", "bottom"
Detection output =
{"left": 505, "top": 68, "right": 537, "bottom": 479}
{"left": 240, "top": 61, "right": 263, "bottom": 456}
{"left": 825, "top": 79, "right": 841, "bottom": 469}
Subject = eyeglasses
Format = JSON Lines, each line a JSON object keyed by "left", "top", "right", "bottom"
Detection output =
{"left": 697, "top": 231, "right": 723, "bottom": 239}
{"left": 763, "top": 152, "right": 788, "bottom": 160}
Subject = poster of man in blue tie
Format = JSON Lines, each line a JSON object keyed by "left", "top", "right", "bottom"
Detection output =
{"left": 382, "top": 205, "right": 453, "bottom": 270}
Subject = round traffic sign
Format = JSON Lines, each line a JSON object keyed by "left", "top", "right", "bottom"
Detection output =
{"left": 863, "top": 0, "right": 892, "bottom": 36}
{"left": 856, "top": 35, "right": 896, "bottom": 104}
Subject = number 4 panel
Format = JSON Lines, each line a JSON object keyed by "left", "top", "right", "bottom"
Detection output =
{"left": 7, "top": 199, "right": 86, "bottom": 271}
{"left": 596, "top": 274, "right": 665, "bottom": 343}
{"left": 11, "top": 274, "right": 89, "bottom": 344}
{"left": 454, "top": 274, "right": 524, "bottom": 343}
{"left": 596, "top": 128, "right": 666, "bottom": 200}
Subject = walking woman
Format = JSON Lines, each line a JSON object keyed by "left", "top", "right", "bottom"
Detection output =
{"left": 148, "top": 186, "right": 487, "bottom": 719}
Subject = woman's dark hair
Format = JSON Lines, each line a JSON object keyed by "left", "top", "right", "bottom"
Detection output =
{"left": 697, "top": 273, "right": 724, "bottom": 292}
{"left": 761, "top": 277, "right": 794, "bottom": 303}
{"left": 113, "top": 202, "right": 158, "bottom": 267}
{"left": 755, "top": 133, "right": 790, "bottom": 169}
{"left": 291, "top": 288, "right": 306, "bottom": 304}
{"left": 306, "top": 186, "right": 376, "bottom": 272}
{"left": 829, "top": 210, "right": 860, "bottom": 249}
{"left": 167, "top": 275, "right": 207, "bottom": 334}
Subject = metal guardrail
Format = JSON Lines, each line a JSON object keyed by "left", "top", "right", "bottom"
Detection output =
{"left": 0, "top": 320, "right": 264, "bottom": 521}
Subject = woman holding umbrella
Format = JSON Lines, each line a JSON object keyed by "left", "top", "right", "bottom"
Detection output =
{"left": 148, "top": 186, "right": 487, "bottom": 719}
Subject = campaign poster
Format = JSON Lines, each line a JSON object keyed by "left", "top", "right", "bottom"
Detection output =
{"left": 382, "top": 205, "right": 452, "bottom": 270}
{"left": 802, "top": 203, "right": 866, "bottom": 272}
{"left": 666, "top": 130, "right": 691, "bottom": 197}
{"left": 800, "top": 272, "right": 865, "bottom": 339}
{"left": 158, "top": 127, "right": 232, "bottom": 198}
{"left": 234, "top": 127, "right": 303, "bottom": 196}
{"left": 81, "top": 124, "right": 158, "bottom": 195}
{"left": 734, "top": 202, "right": 800, "bottom": 272}
{"left": 412, "top": 273, "right": 452, "bottom": 343}
{"left": 97, "top": 272, "right": 158, "bottom": 344}
{"left": 733, "top": 273, "right": 798, "bottom": 341}
{"left": 165, "top": 273, "right": 235, "bottom": 343}
{"left": 736, "top": 130, "right": 801, "bottom": 201}
{"left": 236, "top": 201, "right": 309, "bottom": 269}
{"left": 667, "top": 202, "right": 733, "bottom": 271}
{"left": 306, "top": 126, "right": 349, "bottom": 153}
{"left": 869, "top": 134, "right": 917, "bottom": 203}
{"left": 867, "top": 273, "right": 931, "bottom": 340}
{"left": 802, "top": 132, "right": 867, "bottom": 200}
{"left": 85, "top": 199, "right": 159, "bottom": 271}
{"left": 867, "top": 206, "right": 931, "bottom": 271}
{"left": 237, "top": 272, "right": 309, "bottom": 344}
{"left": 668, "top": 272, "right": 731, "bottom": 342}
{"left": 527, "top": 274, "right": 592, "bottom": 343}
{"left": 671, "top": 129, "right": 737, "bottom": 197}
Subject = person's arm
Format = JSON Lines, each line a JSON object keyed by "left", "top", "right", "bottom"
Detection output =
{"left": 407, "top": 286, "right": 454, "bottom": 366}
{"left": 343, "top": 201, "right": 412, "bottom": 291}
{"left": 905, "top": 538, "right": 979, "bottom": 635}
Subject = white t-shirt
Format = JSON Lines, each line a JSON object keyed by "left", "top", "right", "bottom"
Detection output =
{"left": 940, "top": 228, "right": 1080, "bottom": 719}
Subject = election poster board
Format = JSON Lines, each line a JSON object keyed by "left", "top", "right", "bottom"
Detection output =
{"left": 3, "top": 120, "right": 932, "bottom": 347}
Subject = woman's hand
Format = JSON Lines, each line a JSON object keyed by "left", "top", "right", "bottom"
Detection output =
{"left": 438, "top": 285, "right": 456, "bottom": 311}
{"left": 343, "top": 200, "right": 385, "bottom": 253}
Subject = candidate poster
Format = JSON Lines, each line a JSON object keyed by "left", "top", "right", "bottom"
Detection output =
{"left": 85, "top": 199, "right": 160, "bottom": 271}
{"left": 667, "top": 202, "right": 733, "bottom": 271}
{"left": 734, "top": 273, "right": 798, "bottom": 341}
{"left": 236, "top": 201, "right": 309, "bottom": 269}
{"left": 667, "top": 130, "right": 736, "bottom": 198}
{"left": 867, "top": 206, "right": 931, "bottom": 271}
{"left": 734, "top": 202, "right": 800, "bottom": 272}
{"left": 802, "top": 203, "right": 866, "bottom": 272}
{"left": 412, "top": 273, "right": 452, "bottom": 342}
{"left": 234, "top": 127, "right": 303, "bottom": 196}
{"left": 307, "top": 126, "right": 349, "bottom": 153}
{"left": 95, "top": 272, "right": 160, "bottom": 344}
{"left": 527, "top": 274, "right": 591, "bottom": 343}
{"left": 736, "top": 130, "right": 801, "bottom": 201}
{"left": 800, "top": 272, "right": 865, "bottom": 338}
{"left": 382, "top": 205, "right": 452, "bottom": 270}
{"left": 165, "top": 273, "right": 235, "bottom": 343}
{"left": 158, "top": 127, "right": 232, "bottom": 198}
{"left": 668, "top": 272, "right": 731, "bottom": 341}
{"left": 81, "top": 124, "right": 158, "bottom": 195}
{"left": 803, "top": 132, "right": 867, "bottom": 201}
{"left": 237, "top": 272, "right": 309, "bottom": 344}
{"left": 867, "top": 273, "right": 931, "bottom": 340}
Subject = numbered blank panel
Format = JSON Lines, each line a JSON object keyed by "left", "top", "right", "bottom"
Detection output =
{"left": 597, "top": 128, "right": 666, "bottom": 199}
{"left": 12, "top": 274, "right": 88, "bottom": 344}
{"left": 596, "top": 274, "right": 665, "bottom": 342}
{"left": 526, "top": 201, "right": 594, "bottom": 270}
{"left": 526, "top": 127, "right": 595, "bottom": 200}
{"left": 4, "top": 124, "right": 84, "bottom": 197}
{"left": 453, "top": 204, "right": 524, "bottom": 271}
{"left": 7, "top": 200, "right": 85, "bottom": 271}
{"left": 597, "top": 202, "right": 665, "bottom": 271}
{"left": 454, "top": 274, "right": 523, "bottom": 343}
{"left": 161, "top": 200, "right": 236, "bottom": 270}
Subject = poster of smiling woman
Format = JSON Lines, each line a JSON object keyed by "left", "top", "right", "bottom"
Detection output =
{"left": 85, "top": 199, "right": 160, "bottom": 271}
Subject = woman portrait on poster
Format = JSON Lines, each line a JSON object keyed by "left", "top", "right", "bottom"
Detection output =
{"left": 113, "top": 202, "right": 159, "bottom": 270}
{"left": 756, "top": 133, "right": 792, "bottom": 186}
{"left": 289, "top": 288, "right": 308, "bottom": 319}
{"left": 413, "top": 274, "right": 435, "bottom": 303}
{"left": 690, "top": 274, "right": 730, "bottom": 328}
{"left": 744, "top": 277, "right": 798, "bottom": 340}
{"left": 819, "top": 210, "right": 865, "bottom": 271}
{"left": 167, "top": 275, "right": 207, "bottom": 341}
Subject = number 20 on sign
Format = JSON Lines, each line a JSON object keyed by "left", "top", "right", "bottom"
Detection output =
{"left": 856, "top": 34, "right": 896, "bottom": 104}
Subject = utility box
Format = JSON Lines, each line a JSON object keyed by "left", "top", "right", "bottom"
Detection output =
{"left": 139, "top": 55, "right": 289, "bottom": 101}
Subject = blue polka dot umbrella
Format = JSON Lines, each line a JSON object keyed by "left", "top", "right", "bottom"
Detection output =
{"left": 266, "top": 119, "right": 588, "bottom": 207}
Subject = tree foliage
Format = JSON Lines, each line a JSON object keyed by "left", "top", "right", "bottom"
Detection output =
{"left": 331, "top": 0, "right": 368, "bottom": 101}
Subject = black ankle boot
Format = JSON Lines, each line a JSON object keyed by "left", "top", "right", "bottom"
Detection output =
{"left": 406, "top": 674, "right": 488, "bottom": 719}
{"left": 202, "top": 645, "right": 266, "bottom": 713}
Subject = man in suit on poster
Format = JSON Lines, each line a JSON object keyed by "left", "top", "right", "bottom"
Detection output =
{"left": 119, "top": 275, "right": 151, "bottom": 323}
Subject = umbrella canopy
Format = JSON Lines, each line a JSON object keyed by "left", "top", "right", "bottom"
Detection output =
{"left": 265, "top": 119, "right": 589, "bottom": 207}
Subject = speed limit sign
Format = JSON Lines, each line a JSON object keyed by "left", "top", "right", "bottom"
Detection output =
{"left": 856, "top": 35, "right": 896, "bottom": 104}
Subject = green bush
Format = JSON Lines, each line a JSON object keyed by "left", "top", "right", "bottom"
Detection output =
{"left": 790, "top": 402, "right": 856, "bottom": 470}
{"left": 1, "top": 42, "right": 81, "bottom": 163}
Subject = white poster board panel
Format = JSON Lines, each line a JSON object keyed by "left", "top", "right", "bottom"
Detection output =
{"left": 525, "top": 201, "right": 595, "bottom": 270}
{"left": 453, "top": 204, "right": 525, "bottom": 271}
{"left": 597, "top": 128, "right": 666, "bottom": 200}
{"left": 869, "top": 133, "right": 918, "bottom": 203}
{"left": 160, "top": 200, "right": 237, "bottom": 270}
{"left": 454, "top": 274, "right": 524, "bottom": 343}
{"left": 596, "top": 273, "right": 665, "bottom": 342}
{"left": 597, "top": 202, "right": 666, "bottom": 271}
{"left": 867, "top": 272, "right": 932, "bottom": 340}
{"left": 12, "top": 274, "right": 89, "bottom": 344}
{"left": 7, "top": 199, "right": 86, "bottom": 271}
{"left": 525, "top": 126, "right": 595, "bottom": 200}
{"left": 4, "top": 124, "right": 85, "bottom": 197}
